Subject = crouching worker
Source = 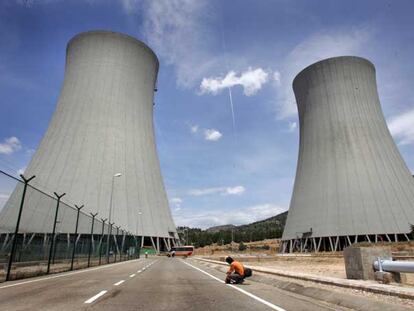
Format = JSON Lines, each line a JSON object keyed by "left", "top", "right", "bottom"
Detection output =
{"left": 224, "top": 256, "right": 252, "bottom": 284}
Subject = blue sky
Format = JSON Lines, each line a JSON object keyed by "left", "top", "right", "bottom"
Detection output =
{"left": 1, "top": 0, "right": 414, "bottom": 228}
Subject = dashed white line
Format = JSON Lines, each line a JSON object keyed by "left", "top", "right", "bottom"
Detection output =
{"left": 84, "top": 290, "right": 107, "bottom": 304}
{"left": 0, "top": 259, "right": 141, "bottom": 290}
{"left": 182, "top": 261, "right": 286, "bottom": 311}
{"left": 129, "top": 274, "right": 136, "bottom": 278}
{"left": 137, "top": 270, "right": 142, "bottom": 273}
{"left": 114, "top": 280, "right": 125, "bottom": 286}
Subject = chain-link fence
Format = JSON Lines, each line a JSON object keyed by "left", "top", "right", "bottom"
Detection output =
{"left": 0, "top": 170, "right": 141, "bottom": 282}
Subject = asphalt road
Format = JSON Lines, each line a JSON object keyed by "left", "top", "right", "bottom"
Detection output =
{"left": 0, "top": 257, "right": 402, "bottom": 311}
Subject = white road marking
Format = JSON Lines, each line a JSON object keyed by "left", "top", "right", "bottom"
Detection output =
{"left": 137, "top": 270, "right": 142, "bottom": 273}
{"left": 0, "top": 259, "right": 141, "bottom": 290}
{"left": 84, "top": 290, "right": 107, "bottom": 304}
{"left": 182, "top": 261, "right": 286, "bottom": 311}
{"left": 129, "top": 274, "right": 136, "bottom": 278}
{"left": 114, "top": 280, "right": 125, "bottom": 286}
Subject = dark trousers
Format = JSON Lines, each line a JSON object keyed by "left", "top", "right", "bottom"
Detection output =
{"left": 225, "top": 273, "right": 244, "bottom": 284}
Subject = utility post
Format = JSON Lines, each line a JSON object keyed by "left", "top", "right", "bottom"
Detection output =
{"left": 87, "top": 212, "right": 98, "bottom": 267}
{"left": 70, "top": 204, "right": 84, "bottom": 270}
{"left": 99, "top": 218, "right": 107, "bottom": 265}
{"left": 6, "top": 174, "right": 35, "bottom": 281}
{"left": 47, "top": 191, "right": 65, "bottom": 274}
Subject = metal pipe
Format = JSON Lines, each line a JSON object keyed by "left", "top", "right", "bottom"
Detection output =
{"left": 374, "top": 259, "right": 414, "bottom": 273}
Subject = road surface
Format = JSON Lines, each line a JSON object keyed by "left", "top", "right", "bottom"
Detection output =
{"left": 0, "top": 257, "right": 404, "bottom": 310}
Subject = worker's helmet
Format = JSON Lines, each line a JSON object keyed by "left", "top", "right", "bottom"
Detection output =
{"left": 225, "top": 256, "right": 234, "bottom": 264}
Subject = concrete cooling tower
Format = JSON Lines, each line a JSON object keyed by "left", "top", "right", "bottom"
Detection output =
{"left": 0, "top": 31, "right": 177, "bottom": 248}
{"left": 282, "top": 56, "right": 414, "bottom": 253}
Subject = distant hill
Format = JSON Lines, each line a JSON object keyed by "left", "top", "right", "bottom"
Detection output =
{"left": 179, "top": 211, "right": 289, "bottom": 248}
{"left": 206, "top": 211, "right": 288, "bottom": 233}
{"left": 206, "top": 224, "right": 237, "bottom": 232}
{"left": 238, "top": 211, "right": 288, "bottom": 231}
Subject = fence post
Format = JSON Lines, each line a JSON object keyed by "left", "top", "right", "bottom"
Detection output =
{"left": 47, "top": 192, "right": 65, "bottom": 274}
{"left": 87, "top": 212, "right": 98, "bottom": 267}
{"left": 6, "top": 174, "right": 35, "bottom": 282}
{"left": 99, "top": 218, "right": 107, "bottom": 265}
{"left": 107, "top": 222, "right": 114, "bottom": 263}
{"left": 120, "top": 230, "right": 126, "bottom": 261}
{"left": 70, "top": 204, "right": 83, "bottom": 270}
{"left": 114, "top": 225, "right": 120, "bottom": 263}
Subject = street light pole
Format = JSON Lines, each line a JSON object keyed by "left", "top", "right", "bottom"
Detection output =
{"left": 106, "top": 173, "right": 122, "bottom": 263}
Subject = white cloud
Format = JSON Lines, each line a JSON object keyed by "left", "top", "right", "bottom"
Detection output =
{"left": 128, "top": 0, "right": 219, "bottom": 88}
{"left": 190, "top": 125, "right": 199, "bottom": 133}
{"left": 288, "top": 121, "right": 297, "bottom": 132}
{"left": 188, "top": 186, "right": 245, "bottom": 196}
{"left": 17, "top": 167, "right": 26, "bottom": 176}
{"left": 169, "top": 197, "right": 183, "bottom": 212}
{"left": 388, "top": 108, "right": 414, "bottom": 145}
{"left": 120, "top": 0, "right": 142, "bottom": 14}
{"left": 225, "top": 186, "right": 245, "bottom": 195}
{"left": 0, "top": 136, "right": 22, "bottom": 155}
{"left": 200, "top": 67, "right": 269, "bottom": 96}
{"left": 170, "top": 197, "right": 182, "bottom": 205}
{"left": 273, "top": 71, "right": 281, "bottom": 86}
{"left": 173, "top": 203, "right": 287, "bottom": 228}
{"left": 204, "top": 129, "right": 222, "bottom": 141}
{"left": 277, "top": 28, "right": 371, "bottom": 119}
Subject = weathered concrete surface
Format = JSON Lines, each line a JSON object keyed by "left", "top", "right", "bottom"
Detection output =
{"left": 0, "top": 31, "right": 177, "bottom": 239}
{"left": 344, "top": 246, "right": 392, "bottom": 280}
{"left": 283, "top": 56, "right": 414, "bottom": 242}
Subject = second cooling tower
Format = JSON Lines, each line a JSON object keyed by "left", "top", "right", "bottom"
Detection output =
{"left": 282, "top": 56, "right": 414, "bottom": 252}
{"left": 0, "top": 31, "right": 177, "bottom": 245}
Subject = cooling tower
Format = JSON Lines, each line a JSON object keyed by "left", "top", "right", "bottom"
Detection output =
{"left": 0, "top": 31, "right": 177, "bottom": 246}
{"left": 282, "top": 56, "right": 414, "bottom": 253}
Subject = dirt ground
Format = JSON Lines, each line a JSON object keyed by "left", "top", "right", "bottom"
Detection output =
{"left": 195, "top": 240, "right": 414, "bottom": 286}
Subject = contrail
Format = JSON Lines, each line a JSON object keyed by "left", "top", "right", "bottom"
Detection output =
{"left": 227, "top": 87, "right": 237, "bottom": 141}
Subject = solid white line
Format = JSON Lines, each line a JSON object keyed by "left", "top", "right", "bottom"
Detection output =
{"left": 84, "top": 290, "right": 107, "bottom": 304}
{"left": 0, "top": 259, "right": 141, "bottom": 290}
{"left": 129, "top": 274, "right": 136, "bottom": 278}
{"left": 182, "top": 261, "right": 286, "bottom": 311}
{"left": 114, "top": 280, "right": 125, "bottom": 286}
